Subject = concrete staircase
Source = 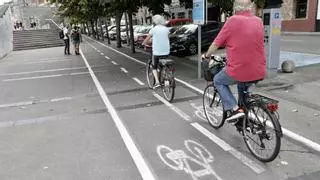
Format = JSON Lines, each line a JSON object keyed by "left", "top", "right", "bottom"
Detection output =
{"left": 13, "top": 29, "right": 64, "bottom": 51}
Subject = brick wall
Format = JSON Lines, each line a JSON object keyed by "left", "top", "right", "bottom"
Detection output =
{"left": 281, "top": 0, "right": 318, "bottom": 32}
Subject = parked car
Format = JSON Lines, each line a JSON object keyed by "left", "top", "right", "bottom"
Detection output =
{"left": 134, "top": 25, "right": 148, "bottom": 43}
{"left": 121, "top": 25, "right": 142, "bottom": 43}
{"left": 109, "top": 26, "right": 126, "bottom": 40}
{"left": 166, "top": 18, "right": 192, "bottom": 27}
{"left": 170, "top": 22, "right": 222, "bottom": 55}
{"left": 135, "top": 25, "right": 153, "bottom": 47}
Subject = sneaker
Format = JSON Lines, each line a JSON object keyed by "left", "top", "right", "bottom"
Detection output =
{"left": 153, "top": 83, "right": 161, "bottom": 89}
{"left": 226, "top": 108, "right": 245, "bottom": 124}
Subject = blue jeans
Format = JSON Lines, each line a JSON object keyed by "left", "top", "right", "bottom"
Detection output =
{"left": 213, "top": 68, "right": 252, "bottom": 111}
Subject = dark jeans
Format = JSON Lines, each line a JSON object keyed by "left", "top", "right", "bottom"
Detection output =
{"left": 152, "top": 55, "right": 168, "bottom": 69}
{"left": 64, "top": 39, "right": 70, "bottom": 54}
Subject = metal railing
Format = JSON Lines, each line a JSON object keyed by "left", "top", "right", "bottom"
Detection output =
{"left": 45, "top": 18, "right": 62, "bottom": 30}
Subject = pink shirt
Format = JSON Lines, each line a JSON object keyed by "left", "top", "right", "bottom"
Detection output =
{"left": 214, "top": 11, "right": 266, "bottom": 82}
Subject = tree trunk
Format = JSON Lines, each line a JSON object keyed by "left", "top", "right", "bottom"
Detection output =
{"left": 115, "top": 12, "right": 123, "bottom": 48}
{"left": 90, "top": 20, "right": 95, "bottom": 38}
{"left": 104, "top": 18, "right": 111, "bottom": 44}
{"left": 128, "top": 10, "right": 135, "bottom": 53}
{"left": 81, "top": 23, "right": 85, "bottom": 34}
{"left": 95, "top": 19, "right": 99, "bottom": 40}
{"left": 86, "top": 22, "right": 91, "bottom": 36}
{"left": 124, "top": 12, "right": 130, "bottom": 45}
{"left": 100, "top": 18, "right": 104, "bottom": 41}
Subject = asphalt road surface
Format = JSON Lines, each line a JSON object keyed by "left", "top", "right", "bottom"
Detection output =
{"left": 0, "top": 37, "right": 319, "bottom": 180}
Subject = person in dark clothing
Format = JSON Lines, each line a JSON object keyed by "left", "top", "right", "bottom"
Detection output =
{"left": 71, "top": 26, "right": 82, "bottom": 55}
{"left": 63, "top": 25, "right": 70, "bottom": 55}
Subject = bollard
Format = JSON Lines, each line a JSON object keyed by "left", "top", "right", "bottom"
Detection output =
{"left": 281, "top": 60, "right": 296, "bottom": 73}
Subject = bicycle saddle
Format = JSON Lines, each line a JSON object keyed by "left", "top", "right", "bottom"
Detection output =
{"left": 159, "top": 59, "right": 174, "bottom": 66}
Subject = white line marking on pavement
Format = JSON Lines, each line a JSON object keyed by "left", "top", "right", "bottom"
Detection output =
{"left": 0, "top": 101, "right": 34, "bottom": 108}
{"left": 101, "top": 53, "right": 104, "bottom": 55}
{"left": 3, "top": 74, "right": 63, "bottom": 81}
{"left": 111, "top": 61, "right": 118, "bottom": 65}
{"left": 120, "top": 67, "right": 129, "bottom": 74}
{"left": 0, "top": 67, "right": 87, "bottom": 76}
{"left": 86, "top": 37, "right": 145, "bottom": 65}
{"left": 105, "top": 56, "right": 110, "bottom": 59}
{"left": 191, "top": 123, "right": 265, "bottom": 174}
{"left": 25, "top": 59, "right": 73, "bottom": 65}
{"left": 0, "top": 116, "right": 62, "bottom": 128}
{"left": 2, "top": 72, "right": 90, "bottom": 82}
{"left": 281, "top": 39, "right": 303, "bottom": 42}
{"left": 97, "top": 50, "right": 101, "bottom": 53}
{"left": 87, "top": 36, "right": 320, "bottom": 153}
{"left": 79, "top": 48, "right": 156, "bottom": 180}
{"left": 281, "top": 51, "right": 320, "bottom": 56}
{"left": 132, "top": 77, "right": 145, "bottom": 86}
{"left": 50, "top": 97, "right": 73, "bottom": 102}
{"left": 282, "top": 128, "right": 320, "bottom": 152}
{"left": 153, "top": 92, "right": 191, "bottom": 122}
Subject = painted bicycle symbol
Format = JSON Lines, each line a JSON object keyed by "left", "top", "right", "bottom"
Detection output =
{"left": 191, "top": 103, "right": 223, "bottom": 123}
{"left": 157, "top": 140, "right": 223, "bottom": 180}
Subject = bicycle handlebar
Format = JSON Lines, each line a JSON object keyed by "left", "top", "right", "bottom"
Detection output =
{"left": 202, "top": 55, "right": 226, "bottom": 63}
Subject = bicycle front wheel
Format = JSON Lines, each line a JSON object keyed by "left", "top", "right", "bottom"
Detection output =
{"left": 146, "top": 59, "right": 155, "bottom": 89}
{"left": 242, "top": 102, "right": 281, "bottom": 162}
{"left": 203, "top": 84, "right": 225, "bottom": 129}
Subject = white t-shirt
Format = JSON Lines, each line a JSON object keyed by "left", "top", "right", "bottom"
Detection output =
{"left": 63, "top": 27, "right": 69, "bottom": 40}
{"left": 149, "top": 25, "right": 170, "bottom": 56}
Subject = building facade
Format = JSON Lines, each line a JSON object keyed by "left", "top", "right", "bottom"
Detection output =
{"left": 281, "top": 0, "right": 319, "bottom": 32}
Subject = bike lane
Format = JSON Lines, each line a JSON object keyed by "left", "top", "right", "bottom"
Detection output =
{"left": 82, "top": 37, "right": 320, "bottom": 180}
{"left": 0, "top": 47, "right": 143, "bottom": 180}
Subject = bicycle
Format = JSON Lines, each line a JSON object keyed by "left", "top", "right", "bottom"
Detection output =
{"left": 202, "top": 56, "right": 282, "bottom": 162}
{"left": 146, "top": 55, "right": 176, "bottom": 102}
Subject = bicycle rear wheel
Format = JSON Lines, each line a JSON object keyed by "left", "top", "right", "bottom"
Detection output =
{"left": 242, "top": 102, "right": 281, "bottom": 162}
{"left": 162, "top": 66, "right": 175, "bottom": 102}
{"left": 146, "top": 59, "right": 155, "bottom": 89}
{"left": 203, "top": 84, "right": 225, "bottom": 129}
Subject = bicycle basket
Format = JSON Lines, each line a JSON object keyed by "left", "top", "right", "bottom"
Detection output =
{"left": 201, "top": 60, "right": 213, "bottom": 81}
{"left": 201, "top": 60, "right": 224, "bottom": 81}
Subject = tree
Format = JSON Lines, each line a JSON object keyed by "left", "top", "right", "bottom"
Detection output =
{"left": 101, "top": 0, "right": 142, "bottom": 51}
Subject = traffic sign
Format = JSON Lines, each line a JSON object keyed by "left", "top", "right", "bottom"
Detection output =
{"left": 193, "top": 0, "right": 205, "bottom": 25}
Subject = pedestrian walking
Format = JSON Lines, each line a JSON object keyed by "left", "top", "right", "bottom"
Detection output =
{"left": 71, "top": 26, "right": 82, "bottom": 55}
{"left": 63, "top": 25, "right": 70, "bottom": 55}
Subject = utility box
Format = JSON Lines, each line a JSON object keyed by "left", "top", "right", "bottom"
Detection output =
{"left": 263, "top": 0, "right": 283, "bottom": 77}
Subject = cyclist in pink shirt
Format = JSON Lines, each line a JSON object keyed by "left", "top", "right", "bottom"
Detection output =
{"left": 202, "top": 0, "right": 266, "bottom": 123}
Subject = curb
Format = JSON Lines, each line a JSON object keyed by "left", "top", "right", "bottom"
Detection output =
{"left": 108, "top": 40, "right": 296, "bottom": 91}
{"left": 257, "top": 83, "right": 294, "bottom": 91}
{"left": 281, "top": 32, "right": 320, "bottom": 36}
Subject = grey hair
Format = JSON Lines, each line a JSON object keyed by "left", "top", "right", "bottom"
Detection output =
{"left": 233, "top": 0, "right": 253, "bottom": 12}
{"left": 152, "top": 14, "right": 166, "bottom": 25}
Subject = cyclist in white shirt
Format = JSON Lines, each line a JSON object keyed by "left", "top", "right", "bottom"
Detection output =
{"left": 143, "top": 15, "right": 170, "bottom": 89}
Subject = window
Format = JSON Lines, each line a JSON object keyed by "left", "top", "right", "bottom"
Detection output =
{"left": 295, "top": 0, "right": 308, "bottom": 18}
{"left": 188, "top": 10, "right": 192, "bottom": 19}
{"left": 178, "top": 12, "right": 185, "bottom": 18}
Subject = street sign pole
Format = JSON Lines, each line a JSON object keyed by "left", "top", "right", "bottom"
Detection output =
{"left": 198, "top": 25, "right": 201, "bottom": 79}
{"left": 193, "top": 0, "right": 205, "bottom": 79}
